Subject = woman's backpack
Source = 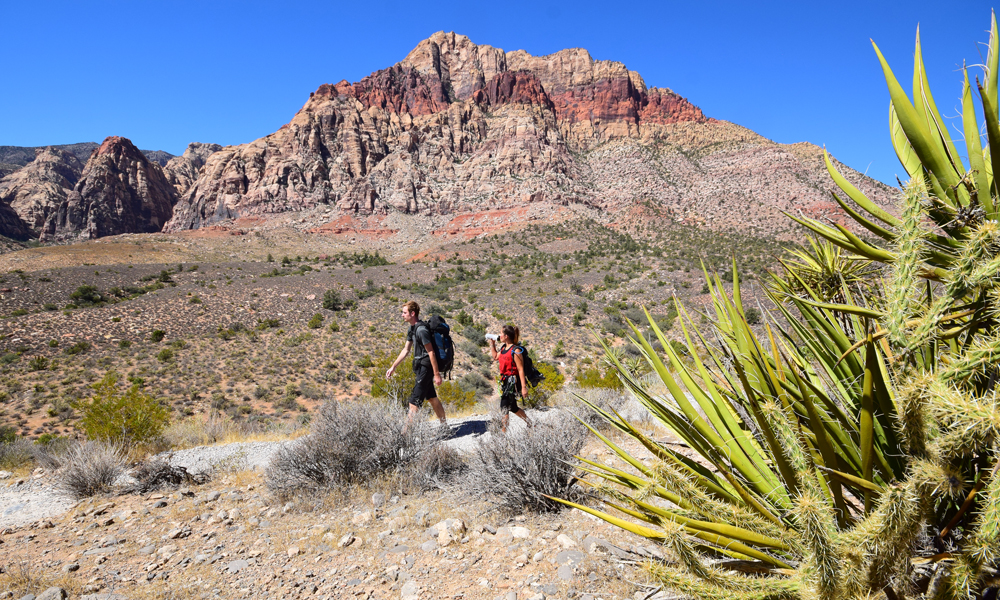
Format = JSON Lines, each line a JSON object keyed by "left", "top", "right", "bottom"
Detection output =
{"left": 515, "top": 345, "right": 546, "bottom": 387}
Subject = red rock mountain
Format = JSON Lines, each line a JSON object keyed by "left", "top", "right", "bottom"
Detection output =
{"left": 40, "top": 137, "right": 177, "bottom": 240}
{"left": 0, "top": 33, "right": 892, "bottom": 243}
{"left": 164, "top": 32, "right": 892, "bottom": 238}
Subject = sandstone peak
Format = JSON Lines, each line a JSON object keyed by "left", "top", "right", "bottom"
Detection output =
{"left": 162, "top": 32, "right": 891, "bottom": 239}
{"left": 41, "top": 135, "right": 177, "bottom": 240}
{"left": 0, "top": 146, "right": 85, "bottom": 233}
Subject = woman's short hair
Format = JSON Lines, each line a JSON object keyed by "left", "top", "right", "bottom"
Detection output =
{"left": 502, "top": 324, "right": 520, "bottom": 344}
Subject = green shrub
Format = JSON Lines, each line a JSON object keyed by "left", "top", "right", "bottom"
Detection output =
{"left": 1, "top": 352, "right": 20, "bottom": 364}
{"left": 48, "top": 339, "right": 59, "bottom": 348}
{"left": 552, "top": 341, "right": 567, "bottom": 358}
{"left": 256, "top": 318, "right": 280, "bottom": 330}
{"left": 369, "top": 349, "right": 415, "bottom": 406}
{"left": 28, "top": 356, "right": 48, "bottom": 371}
{"left": 73, "top": 371, "right": 169, "bottom": 446}
{"left": 70, "top": 284, "right": 103, "bottom": 305}
{"left": 10, "top": 308, "right": 28, "bottom": 317}
{"left": 576, "top": 366, "right": 622, "bottom": 390}
{"left": 64, "top": 341, "right": 90, "bottom": 355}
{"left": 307, "top": 313, "right": 324, "bottom": 329}
{"left": 322, "top": 289, "right": 343, "bottom": 311}
{"left": 150, "top": 330, "right": 165, "bottom": 343}
{"left": 156, "top": 348, "right": 174, "bottom": 362}
{"left": 189, "top": 295, "right": 202, "bottom": 304}
{"left": 329, "top": 320, "right": 341, "bottom": 332}
{"left": 437, "top": 381, "right": 476, "bottom": 411}
{"left": 118, "top": 340, "right": 131, "bottom": 349}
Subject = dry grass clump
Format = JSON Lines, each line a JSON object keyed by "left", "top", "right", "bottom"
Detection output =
{"left": 465, "top": 410, "right": 587, "bottom": 515}
{"left": 162, "top": 412, "right": 294, "bottom": 449}
{"left": 410, "top": 443, "right": 467, "bottom": 490}
{"left": 56, "top": 440, "right": 127, "bottom": 498}
{"left": 559, "top": 387, "right": 630, "bottom": 431}
{"left": 264, "top": 399, "right": 418, "bottom": 498}
{"left": 0, "top": 438, "right": 34, "bottom": 471}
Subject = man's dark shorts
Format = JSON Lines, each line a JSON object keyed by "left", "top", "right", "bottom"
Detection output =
{"left": 408, "top": 359, "right": 437, "bottom": 408}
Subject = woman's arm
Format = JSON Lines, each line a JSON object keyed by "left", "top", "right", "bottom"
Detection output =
{"left": 514, "top": 350, "right": 528, "bottom": 397}
{"left": 489, "top": 338, "right": 499, "bottom": 360}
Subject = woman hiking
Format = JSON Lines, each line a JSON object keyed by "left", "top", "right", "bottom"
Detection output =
{"left": 488, "top": 324, "right": 533, "bottom": 432}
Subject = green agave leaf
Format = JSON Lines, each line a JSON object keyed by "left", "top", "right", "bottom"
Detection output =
{"left": 873, "top": 40, "right": 961, "bottom": 202}
{"left": 823, "top": 149, "right": 901, "bottom": 227}
{"left": 962, "top": 69, "right": 994, "bottom": 216}
{"left": 890, "top": 102, "right": 923, "bottom": 179}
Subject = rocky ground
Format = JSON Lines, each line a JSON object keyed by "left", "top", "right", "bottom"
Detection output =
{"left": 0, "top": 410, "right": 676, "bottom": 600}
{"left": 0, "top": 219, "right": 778, "bottom": 442}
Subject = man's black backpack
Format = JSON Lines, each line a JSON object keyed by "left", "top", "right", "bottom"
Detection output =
{"left": 515, "top": 345, "right": 546, "bottom": 387}
{"left": 420, "top": 315, "right": 455, "bottom": 377}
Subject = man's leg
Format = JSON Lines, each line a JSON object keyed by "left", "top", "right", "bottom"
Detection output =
{"left": 403, "top": 402, "right": 420, "bottom": 434}
{"left": 427, "top": 397, "right": 447, "bottom": 424}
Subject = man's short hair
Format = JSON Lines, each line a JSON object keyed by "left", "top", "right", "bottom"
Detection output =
{"left": 404, "top": 300, "right": 420, "bottom": 318}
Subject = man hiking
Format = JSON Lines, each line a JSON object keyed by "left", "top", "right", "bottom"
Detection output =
{"left": 386, "top": 301, "right": 448, "bottom": 431}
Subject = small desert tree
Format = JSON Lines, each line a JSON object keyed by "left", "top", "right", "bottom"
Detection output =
{"left": 74, "top": 371, "right": 169, "bottom": 447}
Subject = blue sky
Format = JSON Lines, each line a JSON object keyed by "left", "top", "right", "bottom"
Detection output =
{"left": 1, "top": 0, "right": 995, "bottom": 185}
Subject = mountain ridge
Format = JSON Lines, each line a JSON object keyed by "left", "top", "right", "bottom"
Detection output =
{"left": 0, "top": 31, "right": 895, "bottom": 245}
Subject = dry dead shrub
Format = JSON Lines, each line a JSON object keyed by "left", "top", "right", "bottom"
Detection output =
{"left": 465, "top": 410, "right": 587, "bottom": 515}
{"left": 265, "top": 400, "right": 419, "bottom": 498}
{"left": 127, "top": 457, "right": 208, "bottom": 493}
{"left": 56, "top": 440, "right": 127, "bottom": 499}
{"left": 0, "top": 438, "right": 34, "bottom": 470}
{"left": 409, "top": 443, "right": 467, "bottom": 490}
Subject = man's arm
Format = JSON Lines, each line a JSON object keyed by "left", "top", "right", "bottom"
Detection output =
{"left": 424, "top": 342, "right": 443, "bottom": 385}
{"left": 386, "top": 341, "right": 413, "bottom": 378}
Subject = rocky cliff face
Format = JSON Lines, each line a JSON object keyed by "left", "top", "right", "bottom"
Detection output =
{"left": 41, "top": 136, "right": 177, "bottom": 241}
{"left": 0, "top": 202, "right": 31, "bottom": 241}
{"left": 0, "top": 148, "right": 86, "bottom": 233}
{"left": 163, "top": 142, "right": 222, "bottom": 196}
{"left": 165, "top": 32, "right": 892, "bottom": 238}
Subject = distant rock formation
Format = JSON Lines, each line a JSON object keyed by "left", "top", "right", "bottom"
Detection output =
{"left": 41, "top": 136, "right": 177, "bottom": 241}
{"left": 0, "top": 147, "right": 86, "bottom": 233}
{"left": 165, "top": 32, "right": 893, "bottom": 237}
{"left": 0, "top": 202, "right": 31, "bottom": 241}
{"left": 163, "top": 142, "right": 222, "bottom": 197}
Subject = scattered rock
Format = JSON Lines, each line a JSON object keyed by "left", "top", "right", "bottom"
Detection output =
{"left": 556, "top": 550, "right": 586, "bottom": 565}
{"left": 60, "top": 563, "right": 79, "bottom": 573}
{"left": 556, "top": 533, "right": 577, "bottom": 549}
{"left": 226, "top": 559, "right": 249, "bottom": 574}
{"left": 35, "top": 589, "right": 66, "bottom": 600}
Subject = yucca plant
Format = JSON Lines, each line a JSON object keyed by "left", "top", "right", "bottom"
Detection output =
{"left": 773, "top": 236, "right": 881, "bottom": 304}
{"left": 556, "top": 265, "right": 916, "bottom": 598}
{"left": 560, "top": 15, "right": 1000, "bottom": 600}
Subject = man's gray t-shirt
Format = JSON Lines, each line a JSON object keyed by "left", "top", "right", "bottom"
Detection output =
{"left": 407, "top": 323, "right": 432, "bottom": 364}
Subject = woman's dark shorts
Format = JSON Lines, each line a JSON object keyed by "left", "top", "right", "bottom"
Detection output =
{"left": 408, "top": 359, "right": 437, "bottom": 408}
{"left": 499, "top": 375, "right": 521, "bottom": 414}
